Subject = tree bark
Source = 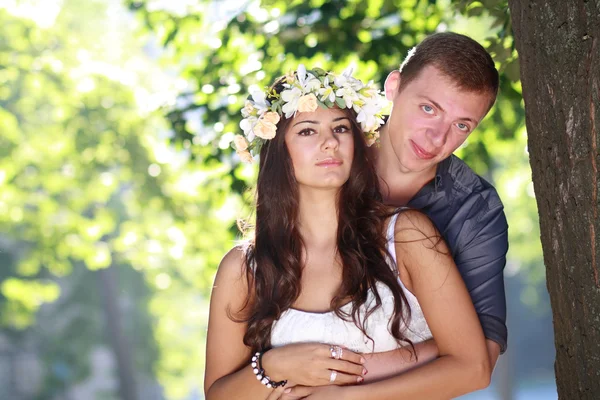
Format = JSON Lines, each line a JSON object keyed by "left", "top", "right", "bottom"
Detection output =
{"left": 508, "top": 1, "right": 600, "bottom": 398}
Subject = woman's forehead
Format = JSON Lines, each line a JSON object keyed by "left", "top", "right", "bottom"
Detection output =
{"left": 292, "top": 107, "right": 348, "bottom": 124}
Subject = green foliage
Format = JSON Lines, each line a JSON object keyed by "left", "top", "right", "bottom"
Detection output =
{"left": 0, "top": 0, "right": 239, "bottom": 398}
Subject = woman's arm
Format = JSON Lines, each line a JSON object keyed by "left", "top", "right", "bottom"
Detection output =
{"left": 285, "top": 210, "right": 491, "bottom": 399}
{"left": 204, "top": 247, "right": 274, "bottom": 400}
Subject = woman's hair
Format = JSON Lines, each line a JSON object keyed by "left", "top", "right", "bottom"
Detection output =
{"left": 236, "top": 76, "right": 415, "bottom": 354}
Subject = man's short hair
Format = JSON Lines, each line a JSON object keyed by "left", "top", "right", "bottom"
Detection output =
{"left": 399, "top": 32, "right": 499, "bottom": 105}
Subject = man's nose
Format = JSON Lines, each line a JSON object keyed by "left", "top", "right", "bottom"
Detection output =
{"left": 426, "top": 121, "right": 450, "bottom": 147}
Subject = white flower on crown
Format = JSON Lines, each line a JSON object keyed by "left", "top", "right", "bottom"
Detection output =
{"left": 303, "top": 76, "right": 322, "bottom": 93}
{"left": 298, "top": 64, "right": 320, "bottom": 91}
{"left": 240, "top": 115, "right": 258, "bottom": 142}
{"left": 357, "top": 100, "right": 384, "bottom": 133}
{"left": 336, "top": 86, "right": 360, "bottom": 110}
{"left": 296, "top": 64, "right": 310, "bottom": 87}
{"left": 281, "top": 86, "right": 302, "bottom": 118}
{"left": 334, "top": 66, "right": 364, "bottom": 91}
{"left": 241, "top": 100, "right": 254, "bottom": 118}
{"left": 249, "top": 89, "right": 270, "bottom": 114}
{"left": 333, "top": 73, "right": 349, "bottom": 89}
{"left": 318, "top": 76, "right": 336, "bottom": 103}
{"left": 360, "top": 81, "right": 378, "bottom": 98}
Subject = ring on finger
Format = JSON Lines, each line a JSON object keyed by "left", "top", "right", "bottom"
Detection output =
{"left": 329, "top": 345, "right": 338, "bottom": 359}
{"left": 333, "top": 345, "right": 342, "bottom": 360}
{"left": 329, "top": 370, "right": 337, "bottom": 383}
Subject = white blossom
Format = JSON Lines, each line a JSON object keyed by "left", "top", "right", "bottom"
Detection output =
{"left": 281, "top": 86, "right": 302, "bottom": 118}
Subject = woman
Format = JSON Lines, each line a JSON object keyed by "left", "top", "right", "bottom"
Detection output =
{"left": 204, "top": 66, "right": 490, "bottom": 399}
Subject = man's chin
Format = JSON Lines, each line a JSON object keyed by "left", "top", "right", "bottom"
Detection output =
{"left": 399, "top": 157, "right": 435, "bottom": 174}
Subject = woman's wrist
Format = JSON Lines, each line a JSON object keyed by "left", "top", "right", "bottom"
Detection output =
{"left": 251, "top": 350, "right": 288, "bottom": 389}
{"left": 261, "top": 348, "right": 286, "bottom": 382}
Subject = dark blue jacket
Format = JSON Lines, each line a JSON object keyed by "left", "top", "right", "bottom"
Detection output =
{"left": 408, "top": 155, "right": 509, "bottom": 353}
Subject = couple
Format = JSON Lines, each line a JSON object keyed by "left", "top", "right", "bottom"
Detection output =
{"left": 204, "top": 32, "right": 508, "bottom": 399}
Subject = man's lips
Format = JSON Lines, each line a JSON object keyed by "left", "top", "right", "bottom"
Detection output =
{"left": 316, "top": 158, "right": 343, "bottom": 167}
{"left": 410, "top": 140, "right": 436, "bottom": 160}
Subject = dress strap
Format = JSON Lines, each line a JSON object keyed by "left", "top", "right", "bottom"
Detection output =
{"left": 385, "top": 208, "right": 419, "bottom": 298}
{"left": 385, "top": 208, "right": 411, "bottom": 271}
{"left": 386, "top": 211, "right": 401, "bottom": 267}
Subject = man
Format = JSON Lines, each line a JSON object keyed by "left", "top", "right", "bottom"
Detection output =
{"left": 371, "top": 31, "right": 508, "bottom": 376}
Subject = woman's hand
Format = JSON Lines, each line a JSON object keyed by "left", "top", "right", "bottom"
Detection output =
{"left": 262, "top": 343, "right": 366, "bottom": 387}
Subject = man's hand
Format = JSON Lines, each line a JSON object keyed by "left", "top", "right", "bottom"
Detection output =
{"left": 486, "top": 339, "right": 501, "bottom": 373}
{"left": 360, "top": 340, "right": 438, "bottom": 382}
{"left": 278, "top": 385, "right": 348, "bottom": 400}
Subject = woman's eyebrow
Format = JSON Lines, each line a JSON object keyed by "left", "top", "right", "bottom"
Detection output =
{"left": 293, "top": 120, "right": 318, "bottom": 127}
{"left": 293, "top": 116, "right": 349, "bottom": 127}
{"left": 332, "top": 117, "right": 350, "bottom": 122}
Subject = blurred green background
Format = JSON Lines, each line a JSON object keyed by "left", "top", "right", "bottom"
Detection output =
{"left": 0, "top": 0, "right": 555, "bottom": 399}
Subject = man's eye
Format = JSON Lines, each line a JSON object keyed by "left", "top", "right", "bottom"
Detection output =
{"left": 457, "top": 123, "right": 470, "bottom": 132}
{"left": 422, "top": 105, "right": 434, "bottom": 114}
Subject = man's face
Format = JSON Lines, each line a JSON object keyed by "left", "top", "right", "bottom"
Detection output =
{"left": 384, "top": 65, "right": 493, "bottom": 175}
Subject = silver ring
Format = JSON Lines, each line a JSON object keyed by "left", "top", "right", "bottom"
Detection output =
{"left": 329, "top": 370, "right": 337, "bottom": 383}
{"left": 338, "top": 346, "right": 344, "bottom": 360}
{"left": 329, "top": 345, "right": 338, "bottom": 359}
{"left": 333, "top": 345, "right": 342, "bottom": 360}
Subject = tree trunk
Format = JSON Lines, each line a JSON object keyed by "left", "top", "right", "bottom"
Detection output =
{"left": 99, "top": 266, "right": 139, "bottom": 400}
{"left": 508, "top": 1, "right": 600, "bottom": 398}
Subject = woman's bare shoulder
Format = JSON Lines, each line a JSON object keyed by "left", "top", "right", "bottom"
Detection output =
{"left": 214, "top": 244, "right": 251, "bottom": 290}
{"left": 393, "top": 208, "right": 441, "bottom": 242}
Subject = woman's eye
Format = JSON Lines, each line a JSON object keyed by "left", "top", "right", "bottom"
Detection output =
{"left": 298, "top": 128, "right": 315, "bottom": 136}
{"left": 456, "top": 123, "right": 470, "bottom": 132}
{"left": 333, "top": 125, "right": 350, "bottom": 133}
{"left": 421, "top": 105, "right": 434, "bottom": 114}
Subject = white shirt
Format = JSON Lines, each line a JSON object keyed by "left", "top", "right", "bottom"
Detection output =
{"left": 270, "top": 212, "right": 432, "bottom": 353}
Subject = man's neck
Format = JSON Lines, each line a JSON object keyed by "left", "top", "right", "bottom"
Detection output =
{"left": 371, "top": 145, "right": 438, "bottom": 207}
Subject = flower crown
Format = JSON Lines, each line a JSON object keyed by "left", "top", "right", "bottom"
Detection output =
{"left": 233, "top": 64, "right": 388, "bottom": 163}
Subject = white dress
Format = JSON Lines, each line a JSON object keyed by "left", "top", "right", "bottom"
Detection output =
{"left": 270, "top": 213, "right": 432, "bottom": 353}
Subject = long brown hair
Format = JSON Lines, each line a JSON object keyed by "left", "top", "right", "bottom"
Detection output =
{"left": 238, "top": 76, "right": 414, "bottom": 354}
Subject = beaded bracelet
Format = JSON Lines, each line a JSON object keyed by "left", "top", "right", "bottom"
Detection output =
{"left": 251, "top": 351, "right": 288, "bottom": 389}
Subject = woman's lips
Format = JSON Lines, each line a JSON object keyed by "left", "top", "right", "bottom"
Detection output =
{"left": 410, "top": 140, "right": 436, "bottom": 160}
{"left": 316, "top": 158, "right": 343, "bottom": 167}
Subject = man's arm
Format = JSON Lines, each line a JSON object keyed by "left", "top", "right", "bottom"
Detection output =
{"left": 361, "top": 340, "right": 439, "bottom": 382}
{"left": 362, "top": 194, "right": 508, "bottom": 379}
{"left": 363, "top": 337, "right": 500, "bottom": 384}
{"left": 453, "top": 198, "right": 509, "bottom": 357}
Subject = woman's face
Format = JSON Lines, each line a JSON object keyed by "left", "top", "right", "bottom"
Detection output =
{"left": 284, "top": 107, "right": 355, "bottom": 191}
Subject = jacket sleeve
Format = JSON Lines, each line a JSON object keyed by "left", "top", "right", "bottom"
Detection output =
{"left": 448, "top": 195, "right": 509, "bottom": 353}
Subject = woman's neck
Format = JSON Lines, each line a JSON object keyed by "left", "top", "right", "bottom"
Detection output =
{"left": 297, "top": 188, "right": 339, "bottom": 245}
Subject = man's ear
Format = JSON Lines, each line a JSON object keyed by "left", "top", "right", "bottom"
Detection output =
{"left": 384, "top": 70, "right": 401, "bottom": 101}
